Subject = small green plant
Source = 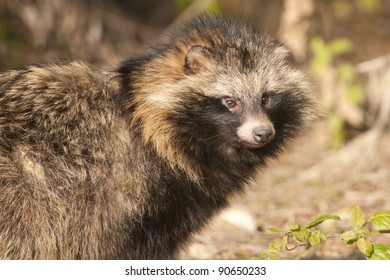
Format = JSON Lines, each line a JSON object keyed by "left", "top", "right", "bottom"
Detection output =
{"left": 310, "top": 36, "right": 364, "bottom": 149}
{"left": 310, "top": 36, "right": 353, "bottom": 79}
{"left": 340, "top": 207, "right": 390, "bottom": 259}
{"left": 260, "top": 206, "right": 390, "bottom": 260}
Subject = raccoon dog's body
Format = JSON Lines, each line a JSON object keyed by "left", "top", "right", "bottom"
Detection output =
{"left": 0, "top": 15, "right": 316, "bottom": 259}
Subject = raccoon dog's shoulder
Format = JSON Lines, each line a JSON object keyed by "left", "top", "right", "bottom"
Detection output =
{"left": 118, "top": 14, "right": 318, "bottom": 182}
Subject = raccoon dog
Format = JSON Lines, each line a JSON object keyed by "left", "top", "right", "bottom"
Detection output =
{"left": 0, "top": 15, "right": 317, "bottom": 259}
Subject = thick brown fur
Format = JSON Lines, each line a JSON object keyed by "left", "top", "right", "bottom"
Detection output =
{"left": 0, "top": 15, "right": 318, "bottom": 259}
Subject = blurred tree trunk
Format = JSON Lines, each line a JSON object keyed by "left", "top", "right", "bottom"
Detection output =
{"left": 278, "top": 0, "right": 314, "bottom": 62}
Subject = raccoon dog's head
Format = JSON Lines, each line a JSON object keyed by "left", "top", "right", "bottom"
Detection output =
{"left": 120, "top": 15, "right": 317, "bottom": 177}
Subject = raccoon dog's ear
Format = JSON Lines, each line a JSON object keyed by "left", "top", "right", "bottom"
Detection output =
{"left": 184, "top": 45, "right": 213, "bottom": 74}
{"left": 269, "top": 39, "right": 290, "bottom": 59}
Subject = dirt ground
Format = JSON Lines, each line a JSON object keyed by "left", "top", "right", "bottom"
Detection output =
{"left": 180, "top": 124, "right": 390, "bottom": 260}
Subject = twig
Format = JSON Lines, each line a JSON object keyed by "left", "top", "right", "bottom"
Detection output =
{"left": 356, "top": 53, "right": 390, "bottom": 73}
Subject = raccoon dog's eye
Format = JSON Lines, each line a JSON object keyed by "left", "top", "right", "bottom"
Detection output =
{"left": 221, "top": 97, "right": 240, "bottom": 113}
{"left": 262, "top": 93, "right": 270, "bottom": 106}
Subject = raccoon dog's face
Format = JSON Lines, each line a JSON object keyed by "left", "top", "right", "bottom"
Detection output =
{"left": 184, "top": 45, "right": 276, "bottom": 150}
{"left": 166, "top": 41, "right": 313, "bottom": 159}
{"left": 124, "top": 17, "right": 316, "bottom": 169}
{"left": 176, "top": 49, "right": 268, "bottom": 152}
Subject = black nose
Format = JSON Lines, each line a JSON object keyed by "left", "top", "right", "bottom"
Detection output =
{"left": 252, "top": 126, "right": 275, "bottom": 144}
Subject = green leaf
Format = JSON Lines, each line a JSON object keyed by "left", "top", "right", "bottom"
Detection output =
{"left": 346, "top": 84, "right": 364, "bottom": 105}
{"left": 351, "top": 206, "right": 365, "bottom": 229}
{"left": 287, "top": 223, "right": 301, "bottom": 232}
{"left": 282, "top": 236, "right": 289, "bottom": 248}
{"left": 267, "top": 253, "right": 278, "bottom": 260}
{"left": 308, "top": 230, "right": 327, "bottom": 246}
{"left": 338, "top": 63, "right": 356, "bottom": 83}
{"left": 328, "top": 112, "right": 346, "bottom": 149}
{"left": 309, "top": 36, "right": 326, "bottom": 54}
{"left": 307, "top": 215, "right": 341, "bottom": 228}
{"left": 292, "top": 227, "right": 311, "bottom": 243}
{"left": 329, "top": 38, "right": 353, "bottom": 55}
{"left": 268, "top": 241, "right": 284, "bottom": 254}
{"left": 309, "top": 36, "right": 332, "bottom": 77}
{"left": 258, "top": 253, "right": 269, "bottom": 260}
{"left": 357, "top": 237, "right": 373, "bottom": 257}
{"left": 369, "top": 211, "right": 390, "bottom": 229}
{"left": 267, "top": 227, "right": 285, "bottom": 233}
{"left": 340, "top": 231, "right": 359, "bottom": 244}
{"left": 367, "top": 244, "right": 390, "bottom": 260}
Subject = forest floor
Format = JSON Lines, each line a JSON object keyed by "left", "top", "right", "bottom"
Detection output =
{"left": 180, "top": 123, "right": 390, "bottom": 260}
